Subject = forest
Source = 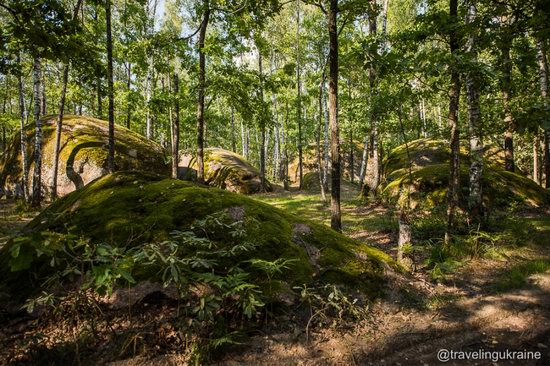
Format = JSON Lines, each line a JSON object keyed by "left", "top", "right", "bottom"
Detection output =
{"left": 0, "top": 0, "right": 549, "bottom": 364}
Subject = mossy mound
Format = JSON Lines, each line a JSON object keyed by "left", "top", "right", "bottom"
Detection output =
{"left": 0, "top": 171, "right": 394, "bottom": 302}
{"left": 0, "top": 115, "right": 168, "bottom": 200}
{"left": 180, "top": 148, "right": 272, "bottom": 194}
{"left": 382, "top": 139, "right": 550, "bottom": 210}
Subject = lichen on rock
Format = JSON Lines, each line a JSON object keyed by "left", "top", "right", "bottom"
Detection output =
{"left": 0, "top": 115, "right": 168, "bottom": 200}
{"left": 179, "top": 148, "right": 272, "bottom": 194}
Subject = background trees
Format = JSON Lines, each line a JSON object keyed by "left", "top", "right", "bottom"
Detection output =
{"left": 0, "top": 0, "right": 548, "bottom": 225}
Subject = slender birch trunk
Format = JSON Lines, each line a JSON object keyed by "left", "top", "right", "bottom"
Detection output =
{"left": 465, "top": 0, "right": 484, "bottom": 222}
{"left": 445, "top": 0, "right": 461, "bottom": 244}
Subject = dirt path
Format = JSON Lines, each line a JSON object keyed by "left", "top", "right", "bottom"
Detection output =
{"left": 214, "top": 202, "right": 550, "bottom": 365}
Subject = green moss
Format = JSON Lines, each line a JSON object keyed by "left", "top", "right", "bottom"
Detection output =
{"left": 0, "top": 115, "right": 168, "bottom": 198}
{"left": 382, "top": 139, "right": 550, "bottom": 210}
{"left": 184, "top": 148, "right": 272, "bottom": 194}
{"left": 0, "top": 171, "right": 395, "bottom": 301}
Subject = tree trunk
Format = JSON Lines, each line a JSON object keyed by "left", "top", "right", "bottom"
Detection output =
{"left": 41, "top": 62, "right": 47, "bottom": 115}
{"left": 500, "top": 34, "right": 515, "bottom": 172}
{"left": 296, "top": 0, "right": 304, "bottom": 190}
{"left": 445, "top": 0, "right": 461, "bottom": 244}
{"left": 106, "top": 0, "right": 115, "bottom": 173}
{"left": 534, "top": 133, "right": 540, "bottom": 184}
{"left": 328, "top": 0, "right": 341, "bottom": 232}
{"left": 196, "top": 1, "right": 210, "bottom": 184}
{"left": 53, "top": 0, "right": 83, "bottom": 199}
{"left": 323, "top": 81, "right": 330, "bottom": 194}
{"left": 359, "top": 135, "right": 369, "bottom": 185}
{"left": 282, "top": 101, "right": 289, "bottom": 190}
{"left": 258, "top": 49, "right": 266, "bottom": 192}
{"left": 31, "top": 56, "right": 42, "bottom": 207}
{"left": 465, "top": 0, "right": 484, "bottom": 222}
{"left": 230, "top": 106, "right": 236, "bottom": 153}
{"left": 97, "top": 73, "right": 102, "bottom": 118}
{"left": 365, "top": 10, "right": 380, "bottom": 194}
{"left": 171, "top": 73, "right": 180, "bottom": 179}
{"left": 318, "top": 82, "right": 327, "bottom": 201}
{"left": 126, "top": 62, "right": 132, "bottom": 129}
{"left": 536, "top": 38, "right": 550, "bottom": 188}
{"left": 52, "top": 65, "right": 69, "bottom": 200}
{"left": 17, "top": 55, "right": 29, "bottom": 202}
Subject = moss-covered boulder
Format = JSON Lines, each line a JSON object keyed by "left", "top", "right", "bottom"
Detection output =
{"left": 0, "top": 115, "right": 168, "bottom": 200}
{"left": 382, "top": 139, "right": 550, "bottom": 210}
{"left": 179, "top": 148, "right": 272, "bottom": 194}
{"left": 0, "top": 171, "right": 393, "bottom": 302}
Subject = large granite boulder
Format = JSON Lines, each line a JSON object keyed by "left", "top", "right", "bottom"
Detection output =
{"left": 0, "top": 115, "right": 168, "bottom": 200}
{"left": 179, "top": 148, "right": 272, "bottom": 194}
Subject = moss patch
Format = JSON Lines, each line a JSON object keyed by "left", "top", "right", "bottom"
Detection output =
{"left": 0, "top": 171, "right": 395, "bottom": 302}
{"left": 181, "top": 148, "right": 272, "bottom": 194}
{"left": 0, "top": 115, "right": 168, "bottom": 199}
{"left": 382, "top": 139, "right": 550, "bottom": 210}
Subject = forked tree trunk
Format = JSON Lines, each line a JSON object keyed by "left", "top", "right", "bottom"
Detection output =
{"left": 445, "top": 0, "right": 461, "bottom": 244}
{"left": 328, "top": 0, "right": 341, "bottom": 232}
{"left": 31, "top": 56, "right": 43, "bottom": 207}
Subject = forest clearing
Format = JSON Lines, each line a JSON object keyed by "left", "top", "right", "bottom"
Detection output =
{"left": 1, "top": 0, "right": 550, "bottom": 365}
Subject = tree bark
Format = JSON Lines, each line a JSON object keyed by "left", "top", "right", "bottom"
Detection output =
{"left": 536, "top": 38, "right": 550, "bottom": 188}
{"left": 328, "top": 0, "right": 341, "bottom": 232}
{"left": 41, "top": 62, "right": 47, "bottom": 115}
{"left": 196, "top": 1, "right": 210, "bottom": 184}
{"left": 465, "top": 0, "right": 484, "bottom": 222}
{"left": 106, "top": 0, "right": 115, "bottom": 173}
{"left": 534, "top": 133, "right": 540, "bottom": 184}
{"left": 230, "top": 106, "right": 236, "bottom": 153}
{"left": 53, "top": 0, "right": 83, "bottom": 199}
{"left": 500, "top": 30, "right": 515, "bottom": 172}
{"left": 445, "top": 0, "right": 461, "bottom": 244}
{"left": 365, "top": 9, "right": 380, "bottom": 194}
{"left": 258, "top": 49, "right": 266, "bottom": 192}
{"left": 31, "top": 57, "right": 42, "bottom": 207}
{"left": 126, "top": 62, "right": 132, "bottom": 129}
{"left": 296, "top": 0, "right": 304, "bottom": 190}
{"left": 318, "top": 81, "right": 327, "bottom": 201}
{"left": 17, "top": 55, "right": 29, "bottom": 202}
{"left": 171, "top": 73, "right": 180, "bottom": 179}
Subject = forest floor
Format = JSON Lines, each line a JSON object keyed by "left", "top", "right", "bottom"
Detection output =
{"left": 212, "top": 186, "right": 550, "bottom": 365}
{"left": 1, "top": 187, "right": 549, "bottom": 365}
